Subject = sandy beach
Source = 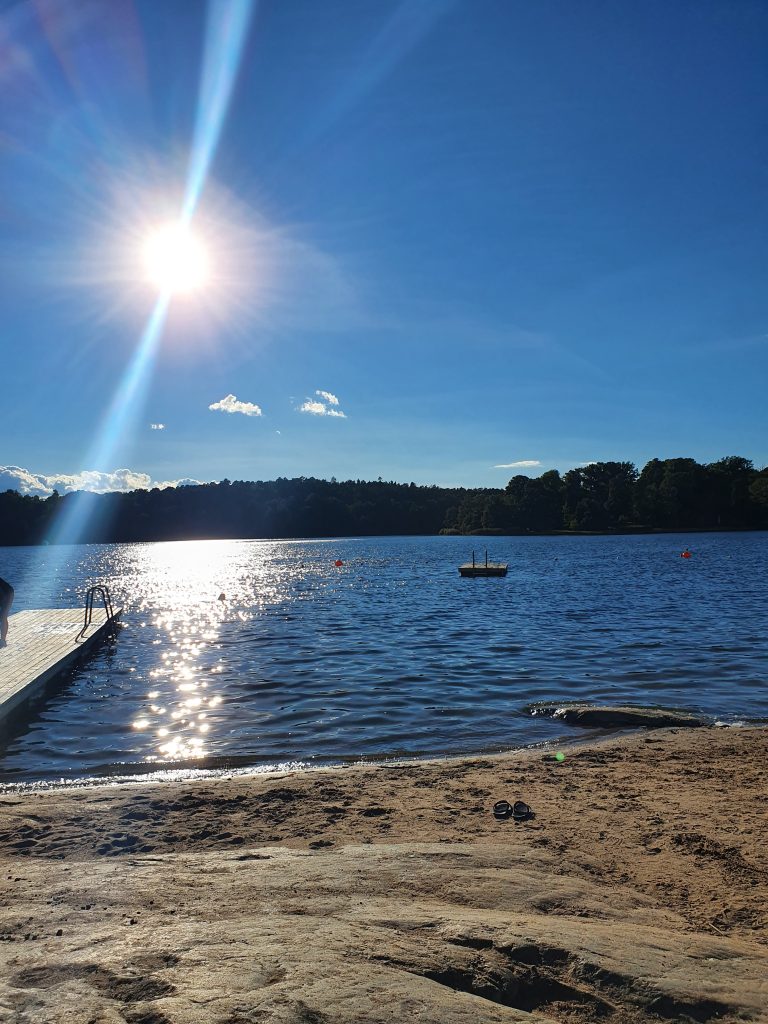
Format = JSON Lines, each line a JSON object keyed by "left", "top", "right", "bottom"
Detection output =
{"left": 1, "top": 725, "right": 766, "bottom": 1023}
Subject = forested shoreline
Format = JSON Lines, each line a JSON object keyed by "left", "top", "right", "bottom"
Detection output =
{"left": 1, "top": 457, "right": 766, "bottom": 545}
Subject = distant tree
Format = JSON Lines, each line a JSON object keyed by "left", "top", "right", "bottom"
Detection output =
{"left": 562, "top": 469, "right": 585, "bottom": 530}
{"left": 504, "top": 475, "right": 532, "bottom": 531}
{"left": 480, "top": 493, "right": 508, "bottom": 533}
{"left": 749, "top": 470, "right": 768, "bottom": 521}
{"left": 706, "top": 456, "right": 754, "bottom": 528}
{"left": 657, "top": 458, "right": 708, "bottom": 528}
{"left": 502, "top": 471, "right": 564, "bottom": 531}
{"left": 580, "top": 462, "right": 637, "bottom": 528}
{"left": 634, "top": 459, "right": 665, "bottom": 526}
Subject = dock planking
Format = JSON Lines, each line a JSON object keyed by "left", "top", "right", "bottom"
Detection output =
{"left": 0, "top": 608, "right": 121, "bottom": 726}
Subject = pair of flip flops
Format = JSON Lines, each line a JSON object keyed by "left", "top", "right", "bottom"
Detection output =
{"left": 493, "top": 800, "right": 533, "bottom": 822}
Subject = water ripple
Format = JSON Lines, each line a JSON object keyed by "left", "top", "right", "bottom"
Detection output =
{"left": 0, "top": 533, "right": 766, "bottom": 781}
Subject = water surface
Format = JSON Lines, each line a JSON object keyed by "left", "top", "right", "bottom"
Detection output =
{"left": 0, "top": 533, "right": 765, "bottom": 782}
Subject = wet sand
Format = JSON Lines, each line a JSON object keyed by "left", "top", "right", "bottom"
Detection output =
{"left": 1, "top": 726, "right": 766, "bottom": 1023}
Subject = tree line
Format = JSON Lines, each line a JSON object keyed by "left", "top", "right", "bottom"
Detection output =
{"left": 445, "top": 457, "right": 768, "bottom": 534}
{"left": 0, "top": 457, "right": 766, "bottom": 546}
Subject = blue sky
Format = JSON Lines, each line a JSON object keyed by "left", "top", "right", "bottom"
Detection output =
{"left": 1, "top": 0, "right": 766, "bottom": 496}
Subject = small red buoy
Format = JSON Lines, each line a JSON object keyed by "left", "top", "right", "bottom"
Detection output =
{"left": 681, "top": 549, "right": 692, "bottom": 559}
{"left": 334, "top": 559, "right": 343, "bottom": 567}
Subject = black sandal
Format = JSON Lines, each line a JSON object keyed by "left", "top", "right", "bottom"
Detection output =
{"left": 493, "top": 800, "right": 512, "bottom": 820}
{"left": 512, "top": 800, "right": 534, "bottom": 821}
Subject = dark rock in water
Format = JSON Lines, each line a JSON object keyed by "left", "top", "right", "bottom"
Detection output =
{"left": 529, "top": 705, "right": 707, "bottom": 729}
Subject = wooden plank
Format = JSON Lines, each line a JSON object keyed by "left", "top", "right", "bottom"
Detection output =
{"left": 0, "top": 608, "right": 121, "bottom": 724}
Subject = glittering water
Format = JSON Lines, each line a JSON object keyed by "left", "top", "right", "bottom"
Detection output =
{"left": 0, "top": 533, "right": 766, "bottom": 782}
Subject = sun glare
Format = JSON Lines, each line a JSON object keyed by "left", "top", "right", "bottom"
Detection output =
{"left": 143, "top": 222, "right": 209, "bottom": 294}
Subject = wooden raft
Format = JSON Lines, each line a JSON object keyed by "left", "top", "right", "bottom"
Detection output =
{"left": 0, "top": 607, "right": 121, "bottom": 726}
{"left": 458, "top": 550, "right": 508, "bottom": 577}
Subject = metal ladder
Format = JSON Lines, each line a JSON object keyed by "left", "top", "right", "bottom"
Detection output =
{"left": 78, "top": 585, "right": 116, "bottom": 641}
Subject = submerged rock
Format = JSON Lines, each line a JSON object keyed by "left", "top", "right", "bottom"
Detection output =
{"left": 529, "top": 705, "right": 707, "bottom": 729}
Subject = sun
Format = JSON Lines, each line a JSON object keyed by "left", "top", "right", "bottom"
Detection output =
{"left": 142, "top": 222, "right": 209, "bottom": 294}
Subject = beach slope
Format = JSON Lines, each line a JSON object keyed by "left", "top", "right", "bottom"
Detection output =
{"left": 1, "top": 726, "right": 766, "bottom": 1023}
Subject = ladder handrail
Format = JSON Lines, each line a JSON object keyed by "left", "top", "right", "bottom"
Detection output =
{"left": 82, "top": 584, "right": 115, "bottom": 633}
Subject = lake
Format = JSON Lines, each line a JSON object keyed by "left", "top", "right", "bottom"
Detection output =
{"left": 0, "top": 533, "right": 766, "bottom": 783}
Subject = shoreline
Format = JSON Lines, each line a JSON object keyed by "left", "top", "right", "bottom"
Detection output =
{"left": 1, "top": 725, "right": 766, "bottom": 1022}
{"left": 2, "top": 707, "right": 746, "bottom": 792}
{"left": 3, "top": 526, "right": 768, "bottom": 548}
{"left": 0, "top": 720, "right": 625, "bottom": 792}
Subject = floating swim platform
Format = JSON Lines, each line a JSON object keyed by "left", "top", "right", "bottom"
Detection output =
{"left": 459, "top": 550, "right": 508, "bottom": 577}
{"left": 0, "top": 604, "right": 121, "bottom": 727}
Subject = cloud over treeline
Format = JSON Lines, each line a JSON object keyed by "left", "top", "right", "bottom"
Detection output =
{"left": 0, "top": 465, "right": 203, "bottom": 498}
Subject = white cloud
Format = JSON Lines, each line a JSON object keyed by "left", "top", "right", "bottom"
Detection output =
{"left": 150, "top": 423, "right": 166, "bottom": 430}
{"left": 300, "top": 400, "right": 327, "bottom": 416}
{"left": 75, "top": 469, "right": 155, "bottom": 492}
{"left": 209, "top": 394, "right": 263, "bottom": 417}
{"left": 0, "top": 466, "right": 54, "bottom": 497}
{"left": 493, "top": 460, "right": 542, "bottom": 469}
{"left": 153, "top": 477, "right": 204, "bottom": 489}
{"left": 0, "top": 465, "right": 204, "bottom": 497}
{"left": 299, "top": 390, "right": 347, "bottom": 418}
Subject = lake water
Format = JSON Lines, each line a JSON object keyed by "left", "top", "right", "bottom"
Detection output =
{"left": 0, "top": 533, "right": 766, "bottom": 783}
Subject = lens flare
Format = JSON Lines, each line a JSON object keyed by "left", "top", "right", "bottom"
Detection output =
{"left": 183, "top": 0, "right": 254, "bottom": 220}
{"left": 38, "top": 0, "right": 256, "bottom": 564}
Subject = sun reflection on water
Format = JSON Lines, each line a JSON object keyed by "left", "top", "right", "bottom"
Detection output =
{"left": 125, "top": 538, "right": 279, "bottom": 763}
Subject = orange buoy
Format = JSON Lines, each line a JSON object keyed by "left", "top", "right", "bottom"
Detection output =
{"left": 681, "top": 549, "right": 692, "bottom": 559}
{"left": 334, "top": 559, "right": 343, "bottom": 567}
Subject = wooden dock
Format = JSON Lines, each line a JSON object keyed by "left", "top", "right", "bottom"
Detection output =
{"left": 0, "top": 607, "right": 121, "bottom": 726}
{"left": 459, "top": 550, "right": 508, "bottom": 577}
